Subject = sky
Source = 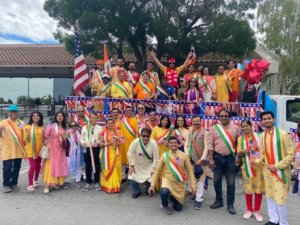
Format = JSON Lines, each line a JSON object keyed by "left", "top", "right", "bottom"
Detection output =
{"left": 0, "top": 0, "right": 58, "bottom": 44}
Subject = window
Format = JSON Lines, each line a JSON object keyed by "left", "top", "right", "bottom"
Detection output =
{"left": 286, "top": 99, "right": 300, "bottom": 123}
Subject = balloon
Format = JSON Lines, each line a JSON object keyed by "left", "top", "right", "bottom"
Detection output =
{"left": 242, "top": 59, "right": 270, "bottom": 84}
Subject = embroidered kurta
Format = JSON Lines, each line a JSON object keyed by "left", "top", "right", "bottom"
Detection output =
{"left": 200, "top": 75, "right": 216, "bottom": 102}
{"left": 237, "top": 134, "right": 265, "bottom": 194}
{"left": 67, "top": 130, "right": 82, "bottom": 178}
{"left": 151, "top": 150, "right": 196, "bottom": 204}
{"left": 23, "top": 124, "right": 44, "bottom": 158}
{"left": 127, "top": 138, "right": 159, "bottom": 183}
{"left": 0, "top": 118, "right": 24, "bottom": 160}
{"left": 215, "top": 73, "right": 231, "bottom": 103}
{"left": 111, "top": 81, "right": 133, "bottom": 98}
{"left": 259, "top": 128, "right": 294, "bottom": 204}
{"left": 134, "top": 81, "right": 155, "bottom": 99}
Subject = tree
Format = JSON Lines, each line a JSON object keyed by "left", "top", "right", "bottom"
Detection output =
{"left": 44, "top": 0, "right": 258, "bottom": 69}
{"left": 257, "top": 0, "right": 300, "bottom": 94}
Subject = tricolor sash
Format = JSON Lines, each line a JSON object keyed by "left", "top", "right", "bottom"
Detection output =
{"left": 87, "top": 124, "right": 96, "bottom": 174}
{"left": 224, "top": 71, "right": 233, "bottom": 93}
{"left": 156, "top": 85, "right": 169, "bottom": 97}
{"left": 99, "top": 82, "right": 111, "bottom": 95}
{"left": 127, "top": 71, "right": 136, "bottom": 85}
{"left": 139, "top": 138, "right": 152, "bottom": 160}
{"left": 241, "top": 132, "right": 259, "bottom": 178}
{"left": 264, "top": 128, "right": 287, "bottom": 184}
{"left": 189, "top": 128, "right": 202, "bottom": 158}
{"left": 96, "top": 70, "right": 103, "bottom": 83}
{"left": 199, "top": 76, "right": 213, "bottom": 94}
{"left": 31, "top": 125, "right": 37, "bottom": 159}
{"left": 102, "top": 130, "right": 110, "bottom": 170}
{"left": 145, "top": 120, "right": 156, "bottom": 131}
{"left": 165, "top": 151, "right": 186, "bottom": 182}
{"left": 174, "top": 128, "right": 183, "bottom": 143}
{"left": 157, "top": 127, "right": 173, "bottom": 144}
{"left": 114, "top": 81, "right": 129, "bottom": 97}
{"left": 215, "top": 124, "right": 236, "bottom": 156}
{"left": 124, "top": 118, "right": 136, "bottom": 137}
{"left": 7, "top": 119, "right": 25, "bottom": 155}
{"left": 139, "top": 81, "right": 152, "bottom": 95}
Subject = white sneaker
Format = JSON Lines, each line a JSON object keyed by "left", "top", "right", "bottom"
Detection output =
{"left": 254, "top": 212, "right": 263, "bottom": 222}
{"left": 243, "top": 211, "right": 252, "bottom": 219}
{"left": 43, "top": 188, "right": 50, "bottom": 194}
{"left": 27, "top": 186, "right": 34, "bottom": 192}
{"left": 33, "top": 181, "right": 39, "bottom": 187}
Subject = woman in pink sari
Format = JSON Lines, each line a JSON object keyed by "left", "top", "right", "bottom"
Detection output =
{"left": 43, "top": 111, "right": 68, "bottom": 194}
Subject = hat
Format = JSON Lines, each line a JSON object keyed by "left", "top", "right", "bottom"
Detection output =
{"left": 97, "top": 59, "right": 104, "bottom": 65}
{"left": 8, "top": 105, "right": 19, "bottom": 112}
{"left": 168, "top": 58, "right": 176, "bottom": 64}
{"left": 102, "top": 74, "right": 110, "bottom": 79}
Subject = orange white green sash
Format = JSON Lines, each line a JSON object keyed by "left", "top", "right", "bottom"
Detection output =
{"left": 188, "top": 128, "right": 202, "bottom": 158}
{"left": 241, "top": 132, "right": 259, "bottom": 178}
{"left": 99, "top": 82, "right": 111, "bottom": 95}
{"left": 264, "top": 128, "right": 287, "bottom": 184}
{"left": 114, "top": 81, "right": 129, "bottom": 97}
{"left": 215, "top": 124, "right": 236, "bottom": 156}
{"left": 165, "top": 151, "right": 186, "bottom": 182}
{"left": 139, "top": 81, "right": 151, "bottom": 95}
{"left": 102, "top": 130, "right": 110, "bottom": 170}
{"left": 139, "top": 138, "right": 152, "bottom": 160}
{"left": 145, "top": 120, "right": 156, "bottom": 130}
{"left": 31, "top": 125, "right": 37, "bottom": 159}
{"left": 199, "top": 76, "right": 213, "bottom": 94}
{"left": 156, "top": 85, "right": 169, "bottom": 97}
{"left": 7, "top": 119, "right": 25, "bottom": 155}
{"left": 224, "top": 71, "right": 233, "bottom": 93}
{"left": 96, "top": 70, "right": 103, "bottom": 83}
{"left": 157, "top": 128, "right": 173, "bottom": 144}
{"left": 87, "top": 124, "right": 96, "bottom": 173}
{"left": 124, "top": 118, "right": 136, "bottom": 137}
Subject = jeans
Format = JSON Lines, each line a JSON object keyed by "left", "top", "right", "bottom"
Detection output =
{"left": 213, "top": 153, "right": 236, "bottom": 206}
{"left": 84, "top": 147, "right": 101, "bottom": 184}
{"left": 2, "top": 158, "right": 22, "bottom": 187}
{"left": 160, "top": 188, "right": 182, "bottom": 211}
{"left": 130, "top": 180, "right": 150, "bottom": 194}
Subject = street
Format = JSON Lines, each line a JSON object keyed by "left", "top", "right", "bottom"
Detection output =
{"left": 0, "top": 160, "right": 299, "bottom": 225}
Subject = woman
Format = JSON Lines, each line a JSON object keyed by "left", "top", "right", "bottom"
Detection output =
{"left": 66, "top": 121, "right": 82, "bottom": 188}
{"left": 215, "top": 65, "right": 231, "bottom": 103}
{"left": 236, "top": 120, "right": 264, "bottom": 222}
{"left": 43, "top": 111, "right": 68, "bottom": 194}
{"left": 176, "top": 77, "right": 187, "bottom": 101}
{"left": 200, "top": 66, "right": 216, "bottom": 102}
{"left": 135, "top": 104, "right": 146, "bottom": 129}
{"left": 23, "top": 111, "right": 44, "bottom": 192}
{"left": 172, "top": 116, "right": 189, "bottom": 152}
{"left": 183, "top": 64, "right": 200, "bottom": 84}
{"left": 183, "top": 78, "right": 204, "bottom": 114}
{"left": 100, "top": 118, "right": 122, "bottom": 193}
{"left": 150, "top": 115, "right": 173, "bottom": 157}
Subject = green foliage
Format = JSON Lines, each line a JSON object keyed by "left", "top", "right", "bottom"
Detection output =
{"left": 44, "top": 0, "right": 259, "bottom": 69}
{"left": 17, "top": 96, "right": 34, "bottom": 105}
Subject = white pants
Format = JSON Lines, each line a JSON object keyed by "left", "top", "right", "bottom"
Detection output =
{"left": 267, "top": 197, "right": 289, "bottom": 225}
{"left": 195, "top": 181, "right": 204, "bottom": 203}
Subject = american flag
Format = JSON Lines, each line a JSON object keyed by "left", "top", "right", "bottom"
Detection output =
{"left": 73, "top": 27, "right": 89, "bottom": 96}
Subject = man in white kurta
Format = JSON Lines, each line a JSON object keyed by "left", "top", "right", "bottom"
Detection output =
{"left": 127, "top": 128, "right": 159, "bottom": 198}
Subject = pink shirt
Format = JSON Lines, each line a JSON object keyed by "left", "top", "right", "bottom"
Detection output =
{"left": 208, "top": 123, "right": 240, "bottom": 156}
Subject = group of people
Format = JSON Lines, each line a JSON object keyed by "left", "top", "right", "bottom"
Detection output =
{"left": 89, "top": 51, "right": 245, "bottom": 116}
{"left": 1, "top": 101, "right": 298, "bottom": 225}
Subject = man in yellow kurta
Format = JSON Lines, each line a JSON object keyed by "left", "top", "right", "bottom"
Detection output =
{"left": 149, "top": 136, "right": 196, "bottom": 215}
{"left": 93, "top": 74, "right": 112, "bottom": 111}
{"left": 215, "top": 65, "right": 232, "bottom": 103}
{"left": 258, "top": 111, "right": 294, "bottom": 225}
{"left": 0, "top": 105, "right": 24, "bottom": 193}
{"left": 109, "top": 58, "right": 127, "bottom": 82}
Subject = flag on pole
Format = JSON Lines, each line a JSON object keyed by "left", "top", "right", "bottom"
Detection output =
{"left": 73, "top": 27, "right": 89, "bottom": 96}
{"left": 103, "top": 43, "right": 111, "bottom": 74}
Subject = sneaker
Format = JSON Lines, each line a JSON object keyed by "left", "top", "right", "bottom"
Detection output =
{"left": 243, "top": 211, "right": 252, "bottom": 219}
{"left": 132, "top": 192, "right": 141, "bottom": 199}
{"left": 2, "top": 186, "right": 12, "bottom": 193}
{"left": 194, "top": 201, "right": 202, "bottom": 210}
{"left": 43, "top": 188, "right": 50, "bottom": 194}
{"left": 33, "top": 181, "right": 39, "bottom": 187}
{"left": 162, "top": 206, "right": 172, "bottom": 215}
{"left": 11, "top": 185, "right": 19, "bottom": 191}
{"left": 210, "top": 201, "right": 223, "bottom": 209}
{"left": 75, "top": 182, "right": 81, "bottom": 189}
{"left": 82, "top": 183, "right": 92, "bottom": 192}
{"left": 227, "top": 205, "right": 236, "bottom": 215}
{"left": 27, "top": 186, "right": 34, "bottom": 192}
{"left": 94, "top": 183, "right": 101, "bottom": 191}
{"left": 254, "top": 212, "right": 263, "bottom": 222}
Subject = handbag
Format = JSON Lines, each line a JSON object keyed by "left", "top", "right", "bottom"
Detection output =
{"left": 39, "top": 145, "right": 50, "bottom": 159}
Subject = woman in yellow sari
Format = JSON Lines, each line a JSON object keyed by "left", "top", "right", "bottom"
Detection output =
{"left": 100, "top": 118, "right": 122, "bottom": 193}
{"left": 151, "top": 115, "right": 173, "bottom": 157}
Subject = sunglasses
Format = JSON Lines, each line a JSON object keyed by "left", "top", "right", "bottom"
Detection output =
{"left": 70, "top": 125, "right": 77, "bottom": 127}
{"left": 137, "top": 108, "right": 145, "bottom": 110}
{"left": 142, "top": 135, "right": 150, "bottom": 138}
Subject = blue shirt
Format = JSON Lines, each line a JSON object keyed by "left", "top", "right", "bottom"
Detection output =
{"left": 157, "top": 85, "right": 175, "bottom": 100}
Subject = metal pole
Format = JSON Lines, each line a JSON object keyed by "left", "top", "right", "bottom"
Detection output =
{"left": 27, "top": 78, "right": 30, "bottom": 100}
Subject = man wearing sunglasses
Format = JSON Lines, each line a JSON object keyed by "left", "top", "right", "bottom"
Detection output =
{"left": 127, "top": 128, "right": 159, "bottom": 198}
{"left": 207, "top": 109, "right": 239, "bottom": 215}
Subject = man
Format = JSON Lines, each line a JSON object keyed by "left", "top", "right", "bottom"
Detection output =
{"left": 127, "top": 62, "right": 140, "bottom": 86}
{"left": 185, "top": 116, "right": 211, "bottom": 210}
{"left": 144, "top": 110, "right": 157, "bottom": 132}
{"left": 149, "top": 136, "right": 196, "bottom": 215}
{"left": 120, "top": 106, "right": 138, "bottom": 178}
{"left": 127, "top": 128, "right": 159, "bottom": 198}
{"left": 110, "top": 58, "right": 128, "bottom": 82}
{"left": 134, "top": 72, "right": 155, "bottom": 100}
{"left": 225, "top": 60, "right": 241, "bottom": 102}
{"left": 151, "top": 51, "right": 192, "bottom": 88}
{"left": 111, "top": 69, "right": 133, "bottom": 99}
{"left": 90, "top": 59, "right": 105, "bottom": 95}
{"left": 77, "top": 106, "right": 87, "bottom": 130}
{"left": 110, "top": 108, "right": 122, "bottom": 133}
{"left": 156, "top": 76, "right": 177, "bottom": 115}
{"left": 0, "top": 105, "right": 24, "bottom": 193}
{"left": 215, "top": 65, "right": 232, "bottom": 103}
{"left": 258, "top": 111, "right": 294, "bottom": 225}
{"left": 93, "top": 74, "right": 112, "bottom": 111}
{"left": 140, "top": 61, "right": 160, "bottom": 86}
{"left": 208, "top": 109, "right": 239, "bottom": 214}
{"left": 80, "top": 112, "right": 103, "bottom": 191}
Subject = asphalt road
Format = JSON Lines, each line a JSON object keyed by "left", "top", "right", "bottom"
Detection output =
{"left": 0, "top": 160, "right": 299, "bottom": 225}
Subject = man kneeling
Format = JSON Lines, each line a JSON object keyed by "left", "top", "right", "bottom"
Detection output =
{"left": 149, "top": 136, "right": 196, "bottom": 215}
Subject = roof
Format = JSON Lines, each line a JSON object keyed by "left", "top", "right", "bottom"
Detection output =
{"left": 0, "top": 44, "right": 263, "bottom": 67}
{"left": 0, "top": 44, "right": 96, "bottom": 67}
